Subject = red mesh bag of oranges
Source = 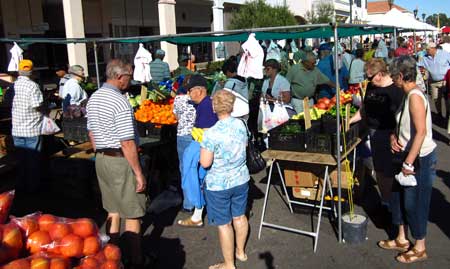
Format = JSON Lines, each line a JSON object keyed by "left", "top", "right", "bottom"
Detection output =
{"left": 0, "top": 191, "right": 15, "bottom": 224}
{"left": 0, "top": 222, "right": 24, "bottom": 264}
{"left": 75, "top": 243, "right": 123, "bottom": 269}
{"left": 0, "top": 251, "right": 71, "bottom": 269}
{"left": 11, "top": 213, "right": 107, "bottom": 259}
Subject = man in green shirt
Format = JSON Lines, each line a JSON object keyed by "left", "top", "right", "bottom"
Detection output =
{"left": 173, "top": 54, "right": 195, "bottom": 78}
{"left": 286, "top": 52, "right": 334, "bottom": 113}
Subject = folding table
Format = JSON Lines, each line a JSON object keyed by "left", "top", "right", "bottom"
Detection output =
{"left": 258, "top": 140, "right": 359, "bottom": 252}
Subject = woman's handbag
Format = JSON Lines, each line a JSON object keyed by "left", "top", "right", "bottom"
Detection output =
{"left": 241, "top": 119, "right": 266, "bottom": 174}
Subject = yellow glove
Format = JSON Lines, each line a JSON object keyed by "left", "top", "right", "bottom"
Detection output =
{"left": 191, "top": 127, "right": 205, "bottom": 142}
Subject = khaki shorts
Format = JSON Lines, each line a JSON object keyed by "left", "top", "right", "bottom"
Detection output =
{"left": 430, "top": 81, "right": 446, "bottom": 100}
{"left": 95, "top": 153, "right": 147, "bottom": 219}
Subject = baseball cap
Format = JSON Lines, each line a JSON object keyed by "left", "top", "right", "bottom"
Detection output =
{"left": 19, "top": 59, "right": 33, "bottom": 71}
{"left": 319, "top": 43, "right": 332, "bottom": 51}
{"left": 185, "top": 74, "right": 207, "bottom": 91}
{"left": 155, "top": 49, "right": 166, "bottom": 56}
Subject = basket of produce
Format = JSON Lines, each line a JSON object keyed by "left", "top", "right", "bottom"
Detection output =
{"left": 268, "top": 120, "right": 321, "bottom": 152}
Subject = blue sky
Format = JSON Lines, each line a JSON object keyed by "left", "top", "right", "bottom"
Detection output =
{"left": 369, "top": 0, "right": 450, "bottom": 18}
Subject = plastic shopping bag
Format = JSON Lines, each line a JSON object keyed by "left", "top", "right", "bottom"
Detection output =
{"left": 258, "top": 99, "right": 273, "bottom": 133}
{"left": 271, "top": 102, "right": 290, "bottom": 127}
{"left": 41, "top": 116, "right": 61, "bottom": 135}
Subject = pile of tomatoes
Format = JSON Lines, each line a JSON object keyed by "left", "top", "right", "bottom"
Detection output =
{"left": 314, "top": 92, "right": 353, "bottom": 111}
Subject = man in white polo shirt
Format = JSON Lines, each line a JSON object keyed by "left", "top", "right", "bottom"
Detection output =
{"left": 87, "top": 59, "right": 146, "bottom": 269}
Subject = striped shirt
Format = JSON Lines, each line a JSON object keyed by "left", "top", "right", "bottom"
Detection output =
{"left": 149, "top": 59, "right": 170, "bottom": 83}
{"left": 12, "top": 76, "right": 43, "bottom": 137}
{"left": 86, "top": 83, "right": 138, "bottom": 149}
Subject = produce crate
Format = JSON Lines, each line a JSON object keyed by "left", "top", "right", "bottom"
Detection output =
{"left": 269, "top": 120, "right": 322, "bottom": 152}
{"left": 306, "top": 123, "right": 359, "bottom": 155}
{"left": 136, "top": 121, "right": 162, "bottom": 138}
{"left": 62, "top": 117, "right": 89, "bottom": 142}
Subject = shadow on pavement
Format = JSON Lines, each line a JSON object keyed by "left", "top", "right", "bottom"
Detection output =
{"left": 429, "top": 187, "right": 450, "bottom": 239}
{"left": 259, "top": 251, "right": 275, "bottom": 269}
{"left": 142, "top": 207, "right": 186, "bottom": 269}
{"left": 436, "top": 169, "right": 450, "bottom": 190}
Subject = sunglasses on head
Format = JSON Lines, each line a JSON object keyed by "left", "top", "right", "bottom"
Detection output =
{"left": 367, "top": 72, "right": 377, "bottom": 82}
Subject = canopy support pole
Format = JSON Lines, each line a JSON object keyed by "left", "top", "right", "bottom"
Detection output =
{"left": 93, "top": 41, "right": 100, "bottom": 88}
{"left": 333, "top": 22, "right": 343, "bottom": 243}
{"left": 413, "top": 30, "right": 417, "bottom": 55}
{"left": 393, "top": 28, "right": 397, "bottom": 49}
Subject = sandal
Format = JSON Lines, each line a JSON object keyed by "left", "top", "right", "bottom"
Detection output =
{"left": 235, "top": 252, "right": 248, "bottom": 262}
{"left": 208, "top": 263, "right": 235, "bottom": 269}
{"left": 177, "top": 217, "right": 203, "bottom": 228}
{"left": 377, "top": 239, "right": 410, "bottom": 252}
{"left": 396, "top": 248, "right": 428, "bottom": 264}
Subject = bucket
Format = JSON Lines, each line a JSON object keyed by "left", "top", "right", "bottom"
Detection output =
{"left": 342, "top": 213, "right": 368, "bottom": 244}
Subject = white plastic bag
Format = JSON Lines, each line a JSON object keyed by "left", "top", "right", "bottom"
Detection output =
{"left": 258, "top": 99, "right": 272, "bottom": 133}
{"left": 395, "top": 172, "right": 417, "bottom": 187}
{"left": 41, "top": 116, "right": 61, "bottom": 135}
{"left": 269, "top": 101, "right": 289, "bottom": 130}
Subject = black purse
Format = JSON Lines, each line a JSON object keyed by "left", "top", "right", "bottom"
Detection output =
{"left": 241, "top": 120, "right": 266, "bottom": 174}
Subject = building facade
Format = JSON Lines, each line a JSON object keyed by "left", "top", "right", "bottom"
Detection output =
{"left": 0, "top": 0, "right": 368, "bottom": 78}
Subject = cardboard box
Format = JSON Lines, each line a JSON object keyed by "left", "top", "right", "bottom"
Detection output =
{"left": 284, "top": 169, "right": 318, "bottom": 187}
{"left": 292, "top": 186, "right": 323, "bottom": 201}
{"left": 329, "top": 168, "right": 353, "bottom": 189}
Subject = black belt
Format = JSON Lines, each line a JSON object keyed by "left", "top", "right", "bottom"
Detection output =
{"left": 96, "top": 148, "right": 124, "bottom": 157}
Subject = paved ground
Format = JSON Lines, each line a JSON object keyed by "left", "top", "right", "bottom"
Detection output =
{"left": 3, "top": 104, "right": 450, "bottom": 269}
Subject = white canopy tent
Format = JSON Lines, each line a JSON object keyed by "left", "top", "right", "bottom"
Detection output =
{"left": 369, "top": 8, "right": 438, "bottom": 31}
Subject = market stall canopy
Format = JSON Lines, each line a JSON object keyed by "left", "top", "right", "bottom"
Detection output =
{"left": 368, "top": 8, "right": 437, "bottom": 31}
{"left": 0, "top": 24, "right": 396, "bottom": 45}
{"left": 442, "top": 26, "right": 450, "bottom": 33}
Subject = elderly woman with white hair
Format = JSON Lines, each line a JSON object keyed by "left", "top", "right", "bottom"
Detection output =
{"left": 200, "top": 89, "right": 250, "bottom": 269}
{"left": 377, "top": 56, "right": 437, "bottom": 264}
{"left": 61, "top": 65, "right": 88, "bottom": 111}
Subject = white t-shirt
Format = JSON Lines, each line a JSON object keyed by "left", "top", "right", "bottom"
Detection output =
{"left": 62, "top": 78, "right": 88, "bottom": 105}
{"left": 441, "top": 43, "right": 450, "bottom": 53}
{"left": 396, "top": 89, "right": 436, "bottom": 157}
{"left": 348, "top": 58, "right": 365, "bottom": 84}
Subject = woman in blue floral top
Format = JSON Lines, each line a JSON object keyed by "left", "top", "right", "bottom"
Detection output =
{"left": 200, "top": 89, "right": 250, "bottom": 269}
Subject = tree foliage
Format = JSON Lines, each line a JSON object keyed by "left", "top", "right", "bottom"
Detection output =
{"left": 305, "top": 2, "right": 334, "bottom": 24}
{"left": 229, "top": 0, "right": 297, "bottom": 30}
{"left": 426, "top": 13, "right": 450, "bottom": 27}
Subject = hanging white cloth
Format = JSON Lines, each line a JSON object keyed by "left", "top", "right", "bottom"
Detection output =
{"left": 133, "top": 43, "right": 152, "bottom": 83}
{"left": 237, "top": 33, "right": 264, "bottom": 79}
{"left": 7, "top": 42, "right": 23, "bottom": 72}
{"left": 266, "top": 40, "right": 281, "bottom": 62}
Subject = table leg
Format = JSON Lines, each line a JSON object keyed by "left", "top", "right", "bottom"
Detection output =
{"left": 276, "top": 161, "right": 293, "bottom": 214}
{"left": 314, "top": 165, "right": 330, "bottom": 252}
{"left": 258, "top": 159, "right": 274, "bottom": 239}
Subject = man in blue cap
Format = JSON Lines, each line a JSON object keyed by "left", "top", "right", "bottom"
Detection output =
{"left": 150, "top": 49, "right": 171, "bottom": 83}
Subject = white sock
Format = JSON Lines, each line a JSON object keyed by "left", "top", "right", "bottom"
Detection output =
{"left": 191, "top": 207, "right": 203, "bottom": 222}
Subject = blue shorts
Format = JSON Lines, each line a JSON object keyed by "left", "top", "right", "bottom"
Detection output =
{"left": 205, "top": 182, "right": 249, "bottom": 226}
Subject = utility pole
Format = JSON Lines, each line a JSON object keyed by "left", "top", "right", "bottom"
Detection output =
{"left": 349, "top": 0, "right": 353, "bottom": 23}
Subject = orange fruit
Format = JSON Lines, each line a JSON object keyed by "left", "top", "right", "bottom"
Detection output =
{"left": 103, "top": 244, "right": 121, "bottom": 261}
{"left": 38, "top": 215, "right": 57, "bottom": 232}
{"left": 3, "top": 258, "right": 31, "bottom": 269}
{"left": 82, "top": 236, "right": 100, "bottom": 256}
{"left": 16, "top": 217, "right": 39, "bottom": 237}
{"left": 79, "top": 257, "right": 99, "bottom": 269}
{"left": 100, "top": 260, "right": 120, "bottom": 269}
{"left": 49, "top": 223, "right": 72, "bottom": 241}
{"left": 3, "top": 224, "right": 24, "bottom": 250}
{"left": 27, "top": 230, "right": 52, "bottom": 254}
{"left": 30, "top": 257, "right": 50, "bottom": 269}
{"left": 71, "top": 218, "right": 96, "bottom": 238}
{"left": 60, "top": 234, "right": 83, "bottom": 258}
{"left": 46, "top": 240, "right": 61, "bottom": 255}
{"left": 49, "top": 257, "right": 69, "bottom": 269}
{"left": 94, "top": 250, "right": 106, "bottom": 263}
